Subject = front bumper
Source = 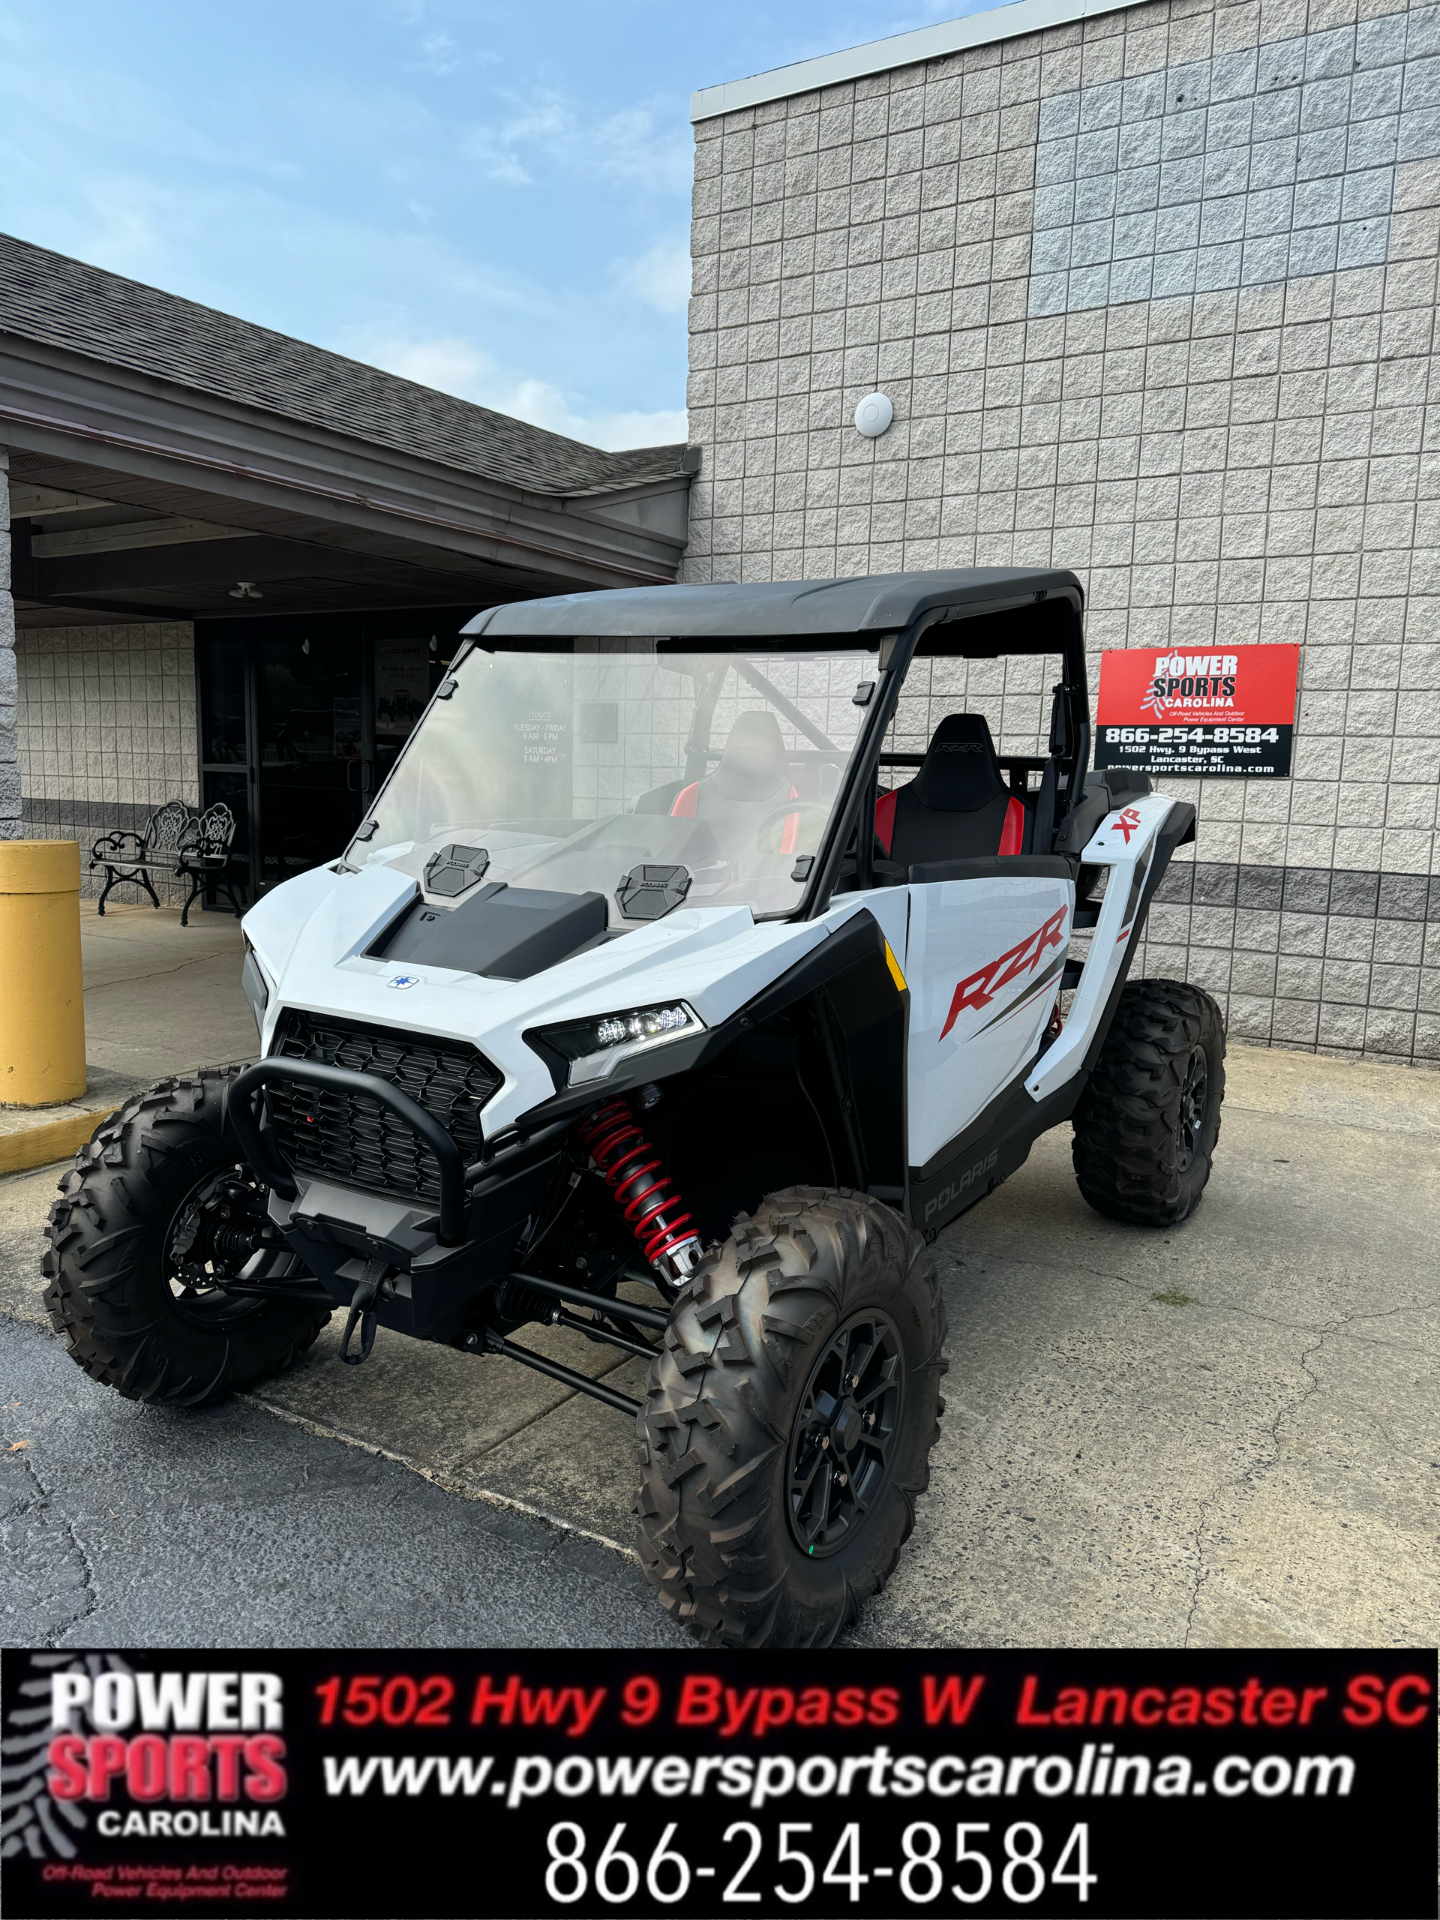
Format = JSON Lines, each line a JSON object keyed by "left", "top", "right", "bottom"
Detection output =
{"left": 226, "top": 1059, "right": 565, "bottom": 1342}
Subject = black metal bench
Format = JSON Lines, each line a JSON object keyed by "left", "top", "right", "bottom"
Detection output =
{"left": 90, "top": 799, "right": 246, "bottom": 926}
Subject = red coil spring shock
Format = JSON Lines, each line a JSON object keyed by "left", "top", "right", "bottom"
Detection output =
{"left": 576, "top": 1096, "right": 701, "bottom": 1282}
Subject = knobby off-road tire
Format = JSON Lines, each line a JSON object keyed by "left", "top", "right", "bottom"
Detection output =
{"left": 1072, "top": 978, "right": 1226, "bottom": 1228}
{"left": 43, "top": 1066, "right": 329, "bottom": 1406}
{"left": 636, "top": 1187, "right": 947, "bottom": 1648}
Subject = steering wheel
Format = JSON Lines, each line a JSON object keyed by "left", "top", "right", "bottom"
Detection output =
{"left": 753, "top": 800, "right": 832, "bottom": 858}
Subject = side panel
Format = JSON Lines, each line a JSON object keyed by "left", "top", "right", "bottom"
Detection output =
{"left": 1025, "top": 791, "right": 1177, "bottom": 1104}
{"left": 905, "top": 872, "right": 1074, "bottom": 1167}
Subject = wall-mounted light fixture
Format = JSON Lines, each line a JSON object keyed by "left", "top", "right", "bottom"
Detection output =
{"left": 854, "top": 393, "right": 893, "bottom": 438}
{"left": 301, "top": 637, "right": 311, "bottom": 655}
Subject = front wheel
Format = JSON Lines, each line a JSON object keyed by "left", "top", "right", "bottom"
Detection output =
{"left": 635, "top": 1188, "right": 947, "bottom": 1647}
{"left": 43, "top": 1067, "right": 329, "bottom": 1405}
{"left": 1072, "top": 978, "right": 1226, "bottom": 1227}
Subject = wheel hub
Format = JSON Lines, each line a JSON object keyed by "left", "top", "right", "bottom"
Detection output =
{"left": 163, "top": 1167, "right": 288, "bottom": 1325}
{"left": 786, "top": 1311, "right": 904, "bottom": 1559}
{"left": 1176, "top": 1044, "right": 1209, "bottom": 1173}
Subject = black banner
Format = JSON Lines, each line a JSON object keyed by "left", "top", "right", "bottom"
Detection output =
{"left": 3, "top": 1650, "right": 1433, "bottom": 1918}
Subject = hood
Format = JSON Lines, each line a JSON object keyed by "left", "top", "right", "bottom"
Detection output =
{"left": 242, "top": 861, "right": 863, "bottom": 1136}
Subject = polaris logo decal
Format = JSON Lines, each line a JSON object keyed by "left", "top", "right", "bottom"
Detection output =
{"left": 924, "top": 1149, "right": 999, "bottom": 1221}
{"left": 387, "top": 973, "right": 422, "bottom": 990}
{"left": 939, "top": 907, "right": 1069, "bottom": 1040}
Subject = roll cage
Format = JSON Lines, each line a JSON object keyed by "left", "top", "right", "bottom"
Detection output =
{"left": 440, "top": 567, "right": 1094, "bottom": 922}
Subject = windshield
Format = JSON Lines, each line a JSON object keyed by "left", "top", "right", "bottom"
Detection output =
{"left": 350, "top": 640, "right": 878, "bottom": 920}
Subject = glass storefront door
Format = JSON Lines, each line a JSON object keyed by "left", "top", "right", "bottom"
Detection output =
{"left": 254, "top": 634, "right": 366, "bottom": 890}
{"left": 197, "top": 611, "right": 475, "bottom": 899}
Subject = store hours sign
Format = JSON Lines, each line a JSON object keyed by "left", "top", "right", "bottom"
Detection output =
{"left": 1094, "top": 644, "right": 1300, "bottom": 778}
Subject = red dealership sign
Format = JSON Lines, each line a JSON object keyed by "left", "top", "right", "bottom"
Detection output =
{"left": 1095, "top": 644, "right": 1300, "bottom": 777}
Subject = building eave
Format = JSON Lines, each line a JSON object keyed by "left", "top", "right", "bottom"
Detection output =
{"left": 690, "top": 0, "right": 1135, "bottom": 121}
{"left": 0, "top": 332, "right": 691, "bottom": 592}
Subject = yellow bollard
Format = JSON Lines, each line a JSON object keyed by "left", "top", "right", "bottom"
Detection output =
{"left": 0, "top": 840, "right": 87, "bottom": 1107}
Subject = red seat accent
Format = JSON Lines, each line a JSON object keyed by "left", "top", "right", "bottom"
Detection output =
{"left": 998, "top": 794, "right": 1025, "bottom": 856}
{"left": 670, "top": 782, "right": 699, "bottom": 817}
{"left": 875, "top": 788, "right": 897, "bottom": 855}
{"left": 877, "top": 786, "right": 1026, "bottom": 862}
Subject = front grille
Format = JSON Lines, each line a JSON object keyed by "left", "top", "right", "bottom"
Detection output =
{"left": 266, "top": 1011, "right": 503, "bottom": 1203}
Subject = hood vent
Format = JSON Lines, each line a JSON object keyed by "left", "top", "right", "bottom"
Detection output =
{"left": 368, "top": 883, "right": 608, "bottom": 981}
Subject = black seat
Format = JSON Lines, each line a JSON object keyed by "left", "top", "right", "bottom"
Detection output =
{"left": 877, "top": 714, "right": 1029, "bottom": 869}
{"left": 671, "top": 709, "right": 797, "bottom": 830}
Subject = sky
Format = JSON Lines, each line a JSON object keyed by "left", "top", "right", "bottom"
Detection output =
{"left": 0, "top": 0, "right": 989, "bottom": 452}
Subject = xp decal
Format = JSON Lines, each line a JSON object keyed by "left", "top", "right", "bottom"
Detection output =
{"left": 939, "top": 907, "right": 1069, "bottom": 1039}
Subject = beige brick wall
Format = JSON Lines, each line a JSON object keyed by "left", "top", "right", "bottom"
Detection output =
{"left": 15, "top": 621, "right": 199, "bottom": 900}
{"left": 683, "top": 0, "right": 1440, "bottom": 1064}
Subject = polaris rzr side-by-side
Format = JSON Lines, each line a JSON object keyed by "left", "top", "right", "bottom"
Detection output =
{"left": 44, "top": 569, "right": 1224, "bottom": 1647}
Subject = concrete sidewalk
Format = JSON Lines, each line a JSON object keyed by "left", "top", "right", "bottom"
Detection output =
{"left": 2, "top": 1029, "right": 1436, "bottom": 1651}
{"left": 0, "top": 902, "right": 253, "bottom": 1172}
{"left": 78, "top": 899, "right": 253, "bottom": 1081}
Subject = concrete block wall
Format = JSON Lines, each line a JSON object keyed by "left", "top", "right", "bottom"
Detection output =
{"left": 14, "top": 622, "right": 199, "bottom": 901}
{"left": 682, "top": 0, "right": 1440, "bottom": 1065}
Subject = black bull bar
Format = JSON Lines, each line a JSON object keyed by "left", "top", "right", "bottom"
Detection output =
{"left": 226, "top": 1058, "right": 467, "bottom": 1245}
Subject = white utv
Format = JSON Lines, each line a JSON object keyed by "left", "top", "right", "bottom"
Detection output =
{"left": 44, "top": 570, "right": 1224, "bottom": 1647}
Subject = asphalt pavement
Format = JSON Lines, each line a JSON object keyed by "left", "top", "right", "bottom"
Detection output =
{"left": 0, "top": 1307, "right": 681, "bottom": 1649}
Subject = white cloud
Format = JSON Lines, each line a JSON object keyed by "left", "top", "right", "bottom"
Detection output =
{"left": 332, "top": 327, "right": 685, "bottom": 449}
{"left": 588, "top": 406, "right": 689, "bottom": 449}
{"left": 619, "top": 237, "right": 691, "bottom": 314}
{"left": 458, "top": 88, "right": 691, "bottom": 194}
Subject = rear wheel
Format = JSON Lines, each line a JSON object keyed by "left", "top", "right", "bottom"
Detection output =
{"left": 1072, "top": 979, "right": 1225, "bottom": 1227}
{"left": 43, "top": 1067, "right": 329, "bottom": 1405}
{"left": 635, "top": 1187, "right": 947, "bottom": 1647}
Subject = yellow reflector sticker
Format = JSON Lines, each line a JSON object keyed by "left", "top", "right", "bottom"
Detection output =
{"left": 883, "top": 939, "right": 908, "bottom": 994}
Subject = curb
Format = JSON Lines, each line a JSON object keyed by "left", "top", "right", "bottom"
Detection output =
{"left": 0, "top": 1108, "right": 117, "bottom": 1177}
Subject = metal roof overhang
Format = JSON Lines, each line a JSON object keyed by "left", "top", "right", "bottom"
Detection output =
{"left": 467, "top": 568, "right": 1084, "bottom": 642}
{"left": 0, "top": 332, "right": 692, "bottom": 626}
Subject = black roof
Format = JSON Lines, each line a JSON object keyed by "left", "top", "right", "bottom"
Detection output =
{"left": 0, "top": 230, "right": 690, "bottom": 499}
{"left": 468, "top": 568, "right": 1084, "bottom": 640}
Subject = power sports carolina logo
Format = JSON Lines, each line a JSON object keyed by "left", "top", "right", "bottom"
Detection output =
{"left": 40, "top": 1666, "right": 288, "bottom": 1841}
{"left": 940, "top": 907, "right": 1069, "bottom": 1040}
{"left": 1140, "top": 651, "right": 1240, "bottom": 720}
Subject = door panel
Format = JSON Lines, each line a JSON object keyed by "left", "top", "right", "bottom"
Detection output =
{"left": 905, "top": 874, "right": 1073, "bottom": 1168}
{"left": 254, "top": 638, "right": 366, "bottom": 888}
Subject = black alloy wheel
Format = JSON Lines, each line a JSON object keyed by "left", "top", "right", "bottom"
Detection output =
{"left": 787, "top": 1311, "right": 904, "bottom": 1558}
{"left": 1175, "top": 1044, "right": 1209, "bottom": 1174}
{"left": 636, "top": 1187, "right": 947, "bottom": 1647}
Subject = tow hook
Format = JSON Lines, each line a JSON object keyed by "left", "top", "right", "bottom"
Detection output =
{"left": 339, "top": 1257, "right": 394, "bottom": 1366}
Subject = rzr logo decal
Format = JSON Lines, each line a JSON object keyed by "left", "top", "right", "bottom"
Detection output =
{"left": 1111, "top": 806, "right": 1142, "bottom": 843}
{"left": 939, "top": 907, "right": 1069, "bottom": 1040}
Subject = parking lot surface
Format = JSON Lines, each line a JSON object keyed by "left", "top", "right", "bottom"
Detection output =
{"left": 3, "top": 1028, "right": 1435, "bottom": 1650}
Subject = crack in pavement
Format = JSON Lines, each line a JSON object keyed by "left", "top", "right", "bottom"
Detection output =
{"left": 83, "top": 951, "right": 244, "bottom": 996}
{"left": 5, "top": 1448, "right": 98, "bottom": 1650}
{"left": 941, "top": 1251, "right": 1417, "bottom": 1648}
{"left": 1178, "top": 1302, "right": 1411, "bottom": 1648}
{"left": 954, "top": 1247, "right": 1429, "bottom": 1352}
{"left": 918, "top": 1393, "right": 1327, "bottom": 1649}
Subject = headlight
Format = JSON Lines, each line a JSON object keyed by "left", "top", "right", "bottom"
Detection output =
{"left": 241, "top": 941, "right": 270, "bottom": 1041}
{"left": 535, "top": 1002, "right": 704, "bottom": 1086}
